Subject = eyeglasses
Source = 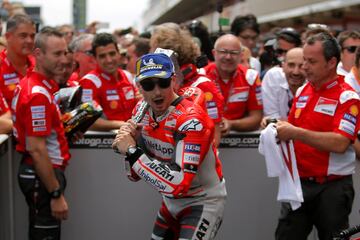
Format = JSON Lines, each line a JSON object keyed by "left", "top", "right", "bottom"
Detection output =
{"left": 139, "top": 78, "right": 172, "bottom": 91}
{"left": 239, "top": 35, "right": 258, "bottom": 41}
{"left": 343, "top": 46, "right": 359, "bottom": 54}
{"left": 215, "top": 49, "right": 241, "bottom": 56}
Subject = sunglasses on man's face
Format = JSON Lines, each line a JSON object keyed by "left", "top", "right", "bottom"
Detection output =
{"left": 343, "top": 46, "right": 359, "bottom": 54}
{"left": 139, "top": 78, "right": 172, "bottom": 91}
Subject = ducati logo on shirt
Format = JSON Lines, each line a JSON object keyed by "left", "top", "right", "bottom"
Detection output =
{"left": 122, "top": 86, "right": 134, "bottom": 100}
{"left": 314, "top": 97, "right": 338, "bottom": 116}
{"left": 228, "top": 87, "right": 249, "bottom": 103}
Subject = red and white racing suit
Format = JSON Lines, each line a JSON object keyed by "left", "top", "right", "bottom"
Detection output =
{"left": 126, "top": 97, "right": 227, "bottom": 240}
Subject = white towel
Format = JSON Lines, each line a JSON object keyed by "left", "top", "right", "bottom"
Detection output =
{"left": 259, "top": 123, "right": 304, "bottom": 210}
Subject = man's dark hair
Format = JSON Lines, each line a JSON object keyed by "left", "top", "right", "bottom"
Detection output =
{"left": 231, "top": 14, "right": 260, "bottom": 36}
{"left": 277, "top": 28, "right": 302, "bottom": 47}
{"left": 6, "top": 14, "right": 34, "bottom": 33}
{"left": 306, "top": 32, "right": 341, "bottom": 64}
{"left": 92, "top": 32, "right": 118, "bottom": 56}
{"left": 337, "top": 30, "right": 360, "bottom": 48}
{"left": 35, "top": 26, "right": 64, "bottom": 52}
{"left": 132, "top": 37, "right": 150, "bottom": 58}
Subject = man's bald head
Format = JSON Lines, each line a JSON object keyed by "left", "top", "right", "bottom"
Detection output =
{"left": 214, "top": 34, "right": 242, "bottom": 49}
{"left": 284, "top": 47, "right": 304, "bottom": 63}
{"left": 213, "top": 34, "right": 242, "bottom": 78}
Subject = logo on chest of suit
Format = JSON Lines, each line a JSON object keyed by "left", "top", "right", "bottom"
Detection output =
{"left": 314, "top": 97, "right": 338, "bottom": 116}
{"left": 228, "top": 87, "right": 249, "bottom": 103}
{"left": 122, "top": 86, "right": 135, "bottom": 100}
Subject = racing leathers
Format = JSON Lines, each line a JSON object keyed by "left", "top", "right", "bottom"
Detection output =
{"left": 126, "top": 96, "right": 227, "bottom": 240}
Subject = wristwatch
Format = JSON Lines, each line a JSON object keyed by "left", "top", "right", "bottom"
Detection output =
{"left": 50, "top": 188, "right": 62, "bottom": 199}
{"left": 126, "top": 145, "right": 138, "bottom": 157}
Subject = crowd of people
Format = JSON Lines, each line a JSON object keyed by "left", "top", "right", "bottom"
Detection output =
{"left": 0, "top": 2, "right": 360, "bottom": 239}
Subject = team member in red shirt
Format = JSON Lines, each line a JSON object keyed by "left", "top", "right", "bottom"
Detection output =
{"left": 79, "top": 33, "right": 138, "bottom": 131}
{"left": 113, "top": 53, "right": 226, "bottom": 240}
{"left": 0, "top": 89, "right": 12, "bottom": 133}
{"left": 0, "top": 14, "right": 36, "bottom": 105}
{"left": 204, "top": 34, "right": 262, "bottom": 136}
{"left": 12, "top": 27, "right": 71, "bottom": 240}
{"left": 275, "top": 32, "right": 360, "bottom": 240}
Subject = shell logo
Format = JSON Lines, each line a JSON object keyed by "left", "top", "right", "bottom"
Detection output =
{"left": 204, "top": 92, "right": 213, "bottom": 101}
{"left": 350, "top": 105, "right": 359, "bottom": 116}
{"left": 110, "top": 101, "right": 118, "bottom": 109}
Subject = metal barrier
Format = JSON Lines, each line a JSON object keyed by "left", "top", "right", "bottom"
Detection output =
{"left": 3, "top": 131, "right": 360, "bottom": 239}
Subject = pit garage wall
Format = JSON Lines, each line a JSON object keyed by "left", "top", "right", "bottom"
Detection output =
{"left": 2, "top": 131, "right": 360, "bottom": 239}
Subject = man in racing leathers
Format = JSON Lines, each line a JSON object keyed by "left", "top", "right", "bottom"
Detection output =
{"left": 113, "top": 52, "right": 227, "bottom": 240}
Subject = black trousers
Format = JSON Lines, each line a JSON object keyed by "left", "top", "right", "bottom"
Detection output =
{"left": 275, "top": 175, "right": 354, "bottom": 240}
{"left": 18, "top": 162, "right": 67, "bottom": 240}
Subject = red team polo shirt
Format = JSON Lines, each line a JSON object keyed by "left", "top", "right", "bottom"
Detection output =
{"left": 79, "top": 67, "right": 138, "bottom": 121}
{"left": 289, "top": 76, "right": 360, "bottom": 177}
{"left": 180, "top": 63, "right": 224, "bottom": 124}
{"left": 12, "top": 71, "right": 70, "bottom": 169}
{"left": 204, "top": 62, "right": 262, "bottom": 120}
{"left": 0, "top": 50, "right": 35, "bottom": 106}
{"left": 0, "top": 90, "right": 9, "bottom": 115}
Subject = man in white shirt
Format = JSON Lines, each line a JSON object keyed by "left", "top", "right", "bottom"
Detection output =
{"left": 261, "top": 48, "right": 306, "bottom": 127}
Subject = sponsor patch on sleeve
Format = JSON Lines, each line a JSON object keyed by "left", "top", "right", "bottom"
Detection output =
{"left": 343, "top": 113, "right": 357, "bottom": 125}
{"left": 179, "top": 119, "right": 203, "bottom": 131}
{"left": 349, "top": 105, "right": 359, "bottom": 116}
{"left": 184, "top": 143, "right": 201, "bottom": 153}
{"left": 184, "top": 153, "right": 200, "bottom": 165}
{"left": 339, "top": 119, "right": 356, "bottom": 135}
{"left": 207, "top": 107, "right": 219, "bottom": 119}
